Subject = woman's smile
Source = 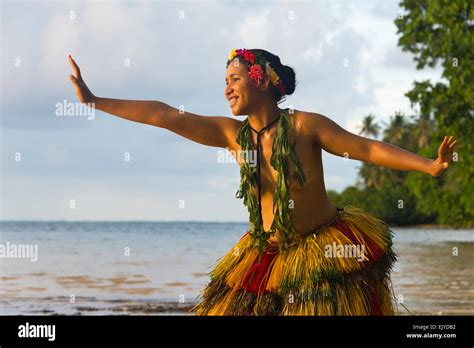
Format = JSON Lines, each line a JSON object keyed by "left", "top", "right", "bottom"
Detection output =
{"left": 229, "top": 96, "right": 239, "bottom": 107}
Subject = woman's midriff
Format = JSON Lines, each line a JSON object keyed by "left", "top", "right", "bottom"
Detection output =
{"left": 261, "top": 191, "right": 339, "bottom": 244}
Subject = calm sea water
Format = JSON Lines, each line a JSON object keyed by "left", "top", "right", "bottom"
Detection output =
{"left": 0, "top": 221, "right": 472, "bottom": 315}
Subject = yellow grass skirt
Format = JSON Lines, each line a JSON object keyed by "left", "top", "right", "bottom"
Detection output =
{"left": 192, "top": 205, "right": 397, "bottom": 316}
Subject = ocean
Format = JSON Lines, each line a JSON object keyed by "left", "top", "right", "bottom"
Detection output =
{"left": 0, "top": 221, "right": 472, "bottom": 315}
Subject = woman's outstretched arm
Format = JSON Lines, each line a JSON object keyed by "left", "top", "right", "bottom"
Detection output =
{"left": 305, "top": 112, "right": 458, "bottom": 177}
{"left": 67, "top": 55, "right": 241, "bottom": 149}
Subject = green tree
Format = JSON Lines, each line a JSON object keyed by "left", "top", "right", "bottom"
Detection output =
{"left": 358, "top": 114, "right": 381, "bottom": 138}
{"left": 395, "top": 0, "right": 474, "bottom": 227}
{"left": 382, "top": 112, "right": 408, "bottom": 145}
{"left": 408, "top": 114, "right": 434, "bottom": 149}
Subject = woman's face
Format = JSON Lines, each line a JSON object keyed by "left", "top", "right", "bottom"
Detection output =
{"left": 225, "top": 58, "right": 262, "bottom": 116}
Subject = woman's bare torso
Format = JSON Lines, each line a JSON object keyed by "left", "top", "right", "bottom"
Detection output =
{"left": 229, "top": 109, "right": 338, "bottom": 242}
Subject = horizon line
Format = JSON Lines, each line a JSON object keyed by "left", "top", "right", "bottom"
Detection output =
{"left": 0, "top": 219, "right": 250, "bottom": 224}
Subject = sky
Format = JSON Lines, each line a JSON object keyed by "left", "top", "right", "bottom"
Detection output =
{"left": 0, "top": 0, "right": 443, "bottom": 221}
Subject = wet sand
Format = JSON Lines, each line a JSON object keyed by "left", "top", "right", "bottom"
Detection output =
{"left": 1, "top": 297, "right": 195, "bottom": 316}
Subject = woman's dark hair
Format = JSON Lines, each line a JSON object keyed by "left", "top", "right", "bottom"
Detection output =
{"left": 231, "top": 49, "right": 297, "bottom": 103}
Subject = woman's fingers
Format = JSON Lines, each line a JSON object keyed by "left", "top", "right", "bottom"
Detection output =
{"left": 443, "top": 136, "right": 458, "bottom": 152}
{"left": 439, "top": 136, "right": 448, "bottom": 155}
{"left": 67, "top": 55, "right": 76, "bottom": 73}
{"left": 440, "top": 136, "right": 458, "bottom": 165}
{"left": 69, "top": 74, "right": 83, "bottom": 89}
{"left": 68, "top": 54, "right": 81, "bottom": 79}
{"left": 441, "top": 136, "right": 447, "bottom": 148}
{"left": 440, "top": 135, "right": 458, "bottom": 152}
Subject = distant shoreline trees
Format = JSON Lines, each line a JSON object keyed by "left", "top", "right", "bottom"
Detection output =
{"left": 329, "top": 1, "right": 473, "bottom": 228}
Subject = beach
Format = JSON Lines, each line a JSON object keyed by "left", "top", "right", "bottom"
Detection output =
{"left": 0, "top": 221, "right": 472, "bottom": 315}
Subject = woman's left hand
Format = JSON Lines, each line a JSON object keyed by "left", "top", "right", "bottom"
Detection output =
{"left": 428, "top": 135, "right": 458, "bottom": 177}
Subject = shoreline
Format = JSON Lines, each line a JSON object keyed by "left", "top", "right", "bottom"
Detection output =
{"left": 1, "top": 220, "right": 469, "bottom": 229}
{"left": 388, "top": 223, "right": 467, "bottom": 229}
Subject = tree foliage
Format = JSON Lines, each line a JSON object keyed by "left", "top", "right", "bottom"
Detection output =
{"left": 330, "top": 0, "right": 473, "bottom": 227}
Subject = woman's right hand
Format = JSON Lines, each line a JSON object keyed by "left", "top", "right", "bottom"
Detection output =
{"left": 68, "top": 54, "right": 95, "bottom": 104}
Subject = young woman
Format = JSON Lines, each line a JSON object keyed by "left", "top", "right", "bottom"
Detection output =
{"left": 68, "top": 49, "right": 457, "bottom": 316}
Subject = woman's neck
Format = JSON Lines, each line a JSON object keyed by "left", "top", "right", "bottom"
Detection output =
{"left": 247, "top": 104, "right": 282, "bottom": 132}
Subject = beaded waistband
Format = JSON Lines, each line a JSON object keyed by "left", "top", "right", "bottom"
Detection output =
{"left": 311, "top": 207, "right": 345, "bottom": 234}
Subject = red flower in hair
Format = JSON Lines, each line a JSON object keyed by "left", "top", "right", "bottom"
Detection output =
{"left": 243, "top": 50, "right": 255, "bottom": 65}
{"left": 249, "top": 64, "right": 264, "bottom": 86}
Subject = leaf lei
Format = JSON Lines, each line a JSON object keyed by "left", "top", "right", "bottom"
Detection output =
{"left": 235, "top": 109, "right": 306, "bottom": 262}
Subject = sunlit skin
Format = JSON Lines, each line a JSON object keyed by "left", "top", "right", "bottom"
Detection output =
{"left": 68, "top": 54, "right": 458, "bottom": 243}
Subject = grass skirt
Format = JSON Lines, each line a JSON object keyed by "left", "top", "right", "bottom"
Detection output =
{"left": 192, "top": 205, "right": 397, "bottom": 316}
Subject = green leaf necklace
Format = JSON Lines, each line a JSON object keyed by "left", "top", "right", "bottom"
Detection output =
{"left": 235, "top": 108, "right": 306, "bottom": 262}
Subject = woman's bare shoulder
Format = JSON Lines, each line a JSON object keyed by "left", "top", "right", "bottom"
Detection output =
{"left": 221, "top": 116, "right": 244, "bottom": 151}
{"left": 291, "top": 109, "right": 329, "bottom": 135}
{"left": 293, "top": 109, "right": 328, "bottom": 121}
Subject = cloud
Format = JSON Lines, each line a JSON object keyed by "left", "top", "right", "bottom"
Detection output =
{"left": 239, "top": 11, "right": 270, "bottom": 47}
